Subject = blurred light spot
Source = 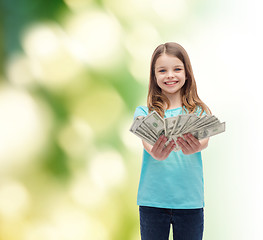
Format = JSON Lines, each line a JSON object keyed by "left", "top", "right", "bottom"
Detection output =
{"left": 0, "top": 86, "right": 52, "bottom": 174}
{"left": 52, "top": 208, "right": 104, "bottom": 240}
{"left": 7, "top": 54, "right": 35, "bottom": 87}
{"left": 24, "top": 207, "right": 109, "bottom": 240}
{"left": 24, "top": 223, "right": 59, "bottom": 240}
{"left": 58, "top": 116, "right": 94, "bottom": 160}
{"left": 72, "top": 86, "right": 124, "bottom": 134}
{"left": 22, "top": 23, "right": 60, "bottom": 58}
{"left": 70, "top": 150, "right": 126, "bottom": 209}
{"left": 125, "top": 22, "right": 160, "bottom": 83}
{"left": 21, "top": 23, "right": 83, "bottom": 89}
{"left": 63, "top": 0, "right": 93, "bottom": 11}
{"left": 119, "top": 117, "right": 143, "bottom": 151}
{"left": 128, "top": 59, "right": 149, "bottom": 85}
{"left": 125, "top": 22, "right": 160, "bottom": 61}
{"left": 151, "top": 0, "right": 187, "bottom": 22}
{"left": 103, "top": 0, "right": 153, "bottom": 21}
{"left": 0, "top": 180, "right": 30, "bottom": 218}
{"left": 89, "top": 150, "right": 126, "bottom": 191}
{"left": 65, "top": 10, "right": 122, "bottom": 70}
{"left": 70, "top": 175, "right": 106, "bottom": 208}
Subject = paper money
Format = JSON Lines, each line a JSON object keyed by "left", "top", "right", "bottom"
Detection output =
{"left": 130, "top": 111, "right": 226, "bottom": 152}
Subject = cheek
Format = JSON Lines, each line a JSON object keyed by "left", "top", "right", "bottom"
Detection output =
{"left": 178, "top": 77, "right": 186, "bottom": 87}
{"left": 155, "top": 75, "right": 162, "bottom": 83}
{"left": 156, "top": 78, "right": 162, "bottom": 87}
{"left": 180, "top": 73, "right": 187, "bottom": 82}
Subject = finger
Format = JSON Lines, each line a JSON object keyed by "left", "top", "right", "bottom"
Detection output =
{"left": 151, "top": 135, "right": 163, "bottom": 152}
{"left": 158, "top": 135, "right": 168, "bottom": 152}
{"left": 177, "top": 137, "right": 191, "bottom": 152}
{"left": 184, "top": 133, "right": 200, "bottom": 148}
{"left": 152, "top": 135, "right": 166, "bottom": 153}
{"left": 183, "top": 134, "right": 198, "bottom": 148}
{"left": 163, "top": 139, "right": 175, "bottom": 155}
{"left": 169, "top": 141, "right": 177, "bottom": 153}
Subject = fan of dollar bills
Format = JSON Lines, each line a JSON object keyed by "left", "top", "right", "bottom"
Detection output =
{"left": 130, "top": 111, "right": 226, "bottom": 152}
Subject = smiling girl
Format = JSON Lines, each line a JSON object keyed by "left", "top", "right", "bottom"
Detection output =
{"left": 133, "top": 42, "right": 211, "bottom": 240}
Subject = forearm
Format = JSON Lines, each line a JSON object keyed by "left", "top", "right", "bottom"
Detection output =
{"left": 142, "top": 140, "right": 153, "bottom": 155}
{"left": 199, "top": 138, "right": 209, "bottom": 151}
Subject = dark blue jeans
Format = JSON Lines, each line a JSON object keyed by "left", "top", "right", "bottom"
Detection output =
{"left": 139, "top": 206, "right": 204, "bottom": 240}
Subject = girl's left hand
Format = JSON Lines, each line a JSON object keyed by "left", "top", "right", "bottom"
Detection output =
{"left": 176, "top": 133, "right": 201, "bottom": 155}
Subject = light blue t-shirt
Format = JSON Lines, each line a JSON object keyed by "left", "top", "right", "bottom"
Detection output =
{"left": 134, "top": 106, "right": 206, "bottom": 209}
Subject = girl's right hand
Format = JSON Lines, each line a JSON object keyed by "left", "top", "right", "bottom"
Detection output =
{"left": 150, "top": 135, "right": 176, "bottom": 161}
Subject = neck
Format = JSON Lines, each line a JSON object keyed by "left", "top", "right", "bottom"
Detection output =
{"left": 164, "top": 91, "right": 182, "bottom": 109}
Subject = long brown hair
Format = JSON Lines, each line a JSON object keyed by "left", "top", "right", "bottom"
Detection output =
{"left": 147, "top": 42, "right": 211, "bottom": 118}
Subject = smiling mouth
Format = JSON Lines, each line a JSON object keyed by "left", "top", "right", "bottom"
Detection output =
{"left": 165, "top": 81, "right": 178, "bottom": 85}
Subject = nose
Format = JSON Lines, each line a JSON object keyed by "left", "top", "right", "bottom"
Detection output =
{"left": 167, "top": 70, "right": 175, "bottom": 78}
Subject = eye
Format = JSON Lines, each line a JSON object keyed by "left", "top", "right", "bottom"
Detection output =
{"left": 175, "top": 68, "right": 181, "bottom": 71}
{"left": 159, "top": 69, "right": 166, "bottom": 73}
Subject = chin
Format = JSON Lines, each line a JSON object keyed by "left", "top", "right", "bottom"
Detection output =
{"left": 163, "top": 89, "right": 181, "bottom": 95}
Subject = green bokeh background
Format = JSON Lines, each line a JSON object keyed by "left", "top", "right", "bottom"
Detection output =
{"left": 1, "top": 0, "right": 262, "bottom": 239}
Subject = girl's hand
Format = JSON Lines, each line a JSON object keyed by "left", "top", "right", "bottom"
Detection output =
{"left": 150, "top": 135, "right": 176, "bottom": 161}
{"left": 176, "top": 133, "right": 201, "bottom": 155}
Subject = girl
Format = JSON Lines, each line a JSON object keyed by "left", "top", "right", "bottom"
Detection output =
{"left": 133, "top": 42, "right": 211, "bottom": 240}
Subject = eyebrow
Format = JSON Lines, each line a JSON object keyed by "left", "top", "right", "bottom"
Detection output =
{"left": 156, "top": 65, "right": 184, "bottom": 69}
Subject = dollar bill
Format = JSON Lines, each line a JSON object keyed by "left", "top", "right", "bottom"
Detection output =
{"left": 142, "top": 111, "right": 165, "bottom": 137}
{"left": 190, "top": 122, "right": 226, "bottom": 140}
{"left": 130, "top": 111, "right": 226, "bottom": 152}
{"left": 172, "top": 114, "right": 192, "bottom": 135}
{"left": 164, "top": 116, "right": 179, "bottom": 137}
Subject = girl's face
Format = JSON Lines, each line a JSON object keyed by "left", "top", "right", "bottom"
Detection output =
{"left": 154, "top": 54, "right": 186, "bottom": 96}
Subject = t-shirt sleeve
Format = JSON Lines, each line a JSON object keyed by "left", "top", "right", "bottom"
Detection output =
{"left": 133, "top": 106, "right": 148, "bottom": 119}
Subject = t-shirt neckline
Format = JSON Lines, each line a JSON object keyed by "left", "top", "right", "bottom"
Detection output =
{"left": 165, "top": 107, "right": 182, "bottom": 111}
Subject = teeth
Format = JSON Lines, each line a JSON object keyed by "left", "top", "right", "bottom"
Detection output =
{"left": 166, "top": 82, "right": 177, "bottom": 85}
